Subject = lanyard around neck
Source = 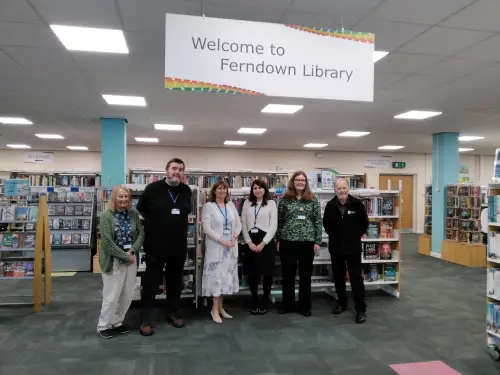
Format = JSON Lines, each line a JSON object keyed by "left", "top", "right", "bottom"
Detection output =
{"left": 168, "top": 190, "right": 179, "bottom": 204}
{"left": 217, "top": 204, "right": 228, "bottom": 228}
{"left": 253, "top": 204, "right": 262, "bottom": 228}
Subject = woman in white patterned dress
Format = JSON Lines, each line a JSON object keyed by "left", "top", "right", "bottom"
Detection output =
{"left": 201, "top": 180, "right": 242, "bottom": 323}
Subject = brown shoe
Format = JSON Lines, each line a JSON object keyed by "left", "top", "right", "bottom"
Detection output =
{"left": 139, "top": 322, "right": 153, "bottom": 336}
{"left": 166, "top": 314, "right": 185, "bottom": 328}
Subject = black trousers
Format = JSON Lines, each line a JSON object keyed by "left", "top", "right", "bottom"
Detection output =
{"left": 140, "top": 248, "right": 187, "bottom": 323}
{"left": 280, "top": 240, "right": 315, "bottom": 312}
{"left": 248, "top": 274, "right": 273, "bottom": 304}
{"left": 331, "top": 251, "right": 366, "bottom": 313}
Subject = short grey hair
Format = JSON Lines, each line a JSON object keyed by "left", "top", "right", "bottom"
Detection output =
{"left": 334, "top": 178, "right": 349, "bottom": 188}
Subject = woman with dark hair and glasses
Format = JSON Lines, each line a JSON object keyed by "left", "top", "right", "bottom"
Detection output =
{"left": 276, "top": 171, "right": 322, "bottom": 317}
{"left": 241, "top": 179, "right": 278, "bottom": 315}
{"left": 201, "top": 180, "right": 242, "bottom": 324}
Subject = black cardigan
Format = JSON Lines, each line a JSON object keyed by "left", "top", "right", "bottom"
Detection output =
{"left": 322, "top": 195, "right": 369, "bottom": 255}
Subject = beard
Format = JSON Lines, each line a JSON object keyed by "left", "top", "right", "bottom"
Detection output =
{"left": 166, "top": 176, "right": 180, "bottom": 186}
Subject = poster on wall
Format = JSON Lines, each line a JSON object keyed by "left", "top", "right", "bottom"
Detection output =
{"left": 321, "top": 170, "right": 335, "bottom": 190}
{"left": 4, "top": 179, "right": 29, "bottom": 197}
{"left": 165, "top": 13, "right": 374, "bottom": 102}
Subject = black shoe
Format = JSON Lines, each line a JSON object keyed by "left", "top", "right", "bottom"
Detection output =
{"left": 250, "top": 307, "right": 259, "bottom": 315}
{"left": 139, "top": 322, "right": 154, "bottom": 336}
{"left": 332, "top": 303, "right": 347, "bottom": 315}
{"left": 356, "top": 312, "right": 366, "bottom": 324}
{"left": 97, "top": 329, "right": 114, "bottom": 339}
{"left": 112, "top": 325, "right": 130, "bottom": 334}
{"left": 251, "top": 299, "right": 259, "bottom": 315}
{"left": 300, "top": 310, "right": 312, "bottom": 317}
{"left": 166, "top": 314, "right": 185, "bottom": 328}
{"left": 278, "top": 306, "right": 294, "bottom": 315}
{"left": 259, "top": 299, "right": 269, "bottom": 315}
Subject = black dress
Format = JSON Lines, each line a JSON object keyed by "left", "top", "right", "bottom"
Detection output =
{"left": 244, "top": 228, "right": 276, "bottom": 277}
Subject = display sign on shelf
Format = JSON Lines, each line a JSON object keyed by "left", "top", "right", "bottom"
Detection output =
{"left": 4, "top": 179, "right": 29, "bottom": 196}
{"left": 165, "top": 13, "right": 374, "bottom": 102}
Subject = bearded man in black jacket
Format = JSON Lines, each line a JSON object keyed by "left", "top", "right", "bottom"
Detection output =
{"left": 323, "top": 178, "right": 369, "bottom": 324}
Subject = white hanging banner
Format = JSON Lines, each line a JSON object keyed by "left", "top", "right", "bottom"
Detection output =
{"left": 23, "top": 151, "right": 55, "bottom": 164}
{"left": 165, "top": 13, "right": 374, "bottom": 102}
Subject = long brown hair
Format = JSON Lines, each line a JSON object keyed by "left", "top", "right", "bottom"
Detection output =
{"left": 208, "top": 180, "right": 230, "bottom": 203}
{"left": 284, "top": 171, "right": 314, "bottom": 201}
{"left": 249, "top": 179, "right": 270, "bottom": 206}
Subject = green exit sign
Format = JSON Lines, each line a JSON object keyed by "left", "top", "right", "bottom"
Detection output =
{"left": 392, "top": 161, "right": 406, "bottom": 169}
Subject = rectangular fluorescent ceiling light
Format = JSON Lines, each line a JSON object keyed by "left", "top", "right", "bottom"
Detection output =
{"left": 7, "top": 144, "right": 31, "bottom": 149}
{"left": 459, "top": 136, "right": 484, "bottom": 142}
{"left": 135, "top": 137, "right": 158, "bottom": 143}
{"left": 35, "top": 134, "right": 64, "bottom": 139}
{"left": 394, "top": 110, "right": 442, "bottom": 120}
{"left": 0, "top": 117, "right": 32, "bottom": 125}
{"left": 337, "top": 131, "right": 370, "bottom": 137}
{"left": 261, "top": 104, "right": 303, "bottom": 114}
{"left": 304, "top": 143, "right": 328, "bottom": 148}
{"left": 67, "top": 146, "right": 88, "bottom": 150}
{"left": 237, "top": 127, "right": 267, "bottom": 134}
{"left": 373, "top": 51, "right": 389, "bottom": 63}
{"left": 50, "top": 25, "right": 129, "bottom": 54}
{"left": 102, "top": 94, "right": 147, "bottom": 107}
{"left": 459, "top": 148, "right": 474, "bottom": 152}
{"left": 378, "top": 145, "right": 405, "bottom": 150}
{"left": 224, "top": 140, "right": 246, "bottom": 146}
{"left": 154, "top": 124, "right": 183, "bottom": 131}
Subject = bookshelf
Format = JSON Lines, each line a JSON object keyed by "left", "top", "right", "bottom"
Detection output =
{"left": 0, "top": 195, "right": 52, "bottom": 312}
{"left": 419, "top": 184, "right": 432, "bottom": 256}
{"left": 10, "top": 171, "right": 101, "bottom": 187}
{"left": 486, "top": 183, "right": 500, "bottom": 361}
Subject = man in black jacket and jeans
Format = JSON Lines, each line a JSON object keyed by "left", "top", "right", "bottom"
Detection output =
{"left": 136, "top": 158, "right": 192, "bottom": 336}
{"left": 323, "top": 178, "right": 369, "bottom": 324}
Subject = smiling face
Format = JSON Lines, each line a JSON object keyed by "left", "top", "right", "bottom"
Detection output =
{"left": 334, "top": 178, "right": 350, "bottom": 202}
{"left": 215, "top": 184, "right": 228, "bottom": 201}
{"left": 252, "top": 184, "right": 265, "bottom": 200}
{"left": 165, "top": 162, "right": 185, "bottom": 186}
{"left": 115, "top": 189, "right": 130, "bottom": 210}
{"left": 293, "top": 173, "right": 307, "bottom": 192}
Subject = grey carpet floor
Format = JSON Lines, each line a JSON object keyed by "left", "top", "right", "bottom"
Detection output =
{"left": 1, "top": 234, "right": 499, "bottom": 375}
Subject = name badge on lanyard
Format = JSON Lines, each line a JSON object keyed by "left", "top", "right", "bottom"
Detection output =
{"left": 171, "top": 208, "right": 180, "bottom": 215}
{"left": 298, "top": 205, "right": 306, "bottom": 220}
{"left": 250, "top": 228, "right": 259, "bottom": 234}
{"left": 218, "top": 204, "right": 230, "bottom": 235}
{"left": 169, "top": 190, "right": 180, "bottom": 215}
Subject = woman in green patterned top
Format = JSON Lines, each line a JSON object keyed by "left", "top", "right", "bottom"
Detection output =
{"left": 277, "top": 171, "right": 322, "bottom": 317}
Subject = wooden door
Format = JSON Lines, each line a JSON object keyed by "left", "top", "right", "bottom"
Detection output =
{"left": 379, "top": 175, "right": 414, "bottom": 232}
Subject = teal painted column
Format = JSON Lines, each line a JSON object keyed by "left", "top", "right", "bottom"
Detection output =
{"left": 431, "top": 132, "right": 459, "bottom": 255}
{"left": 101, "top": 118, "right": 127, "bottom": 186}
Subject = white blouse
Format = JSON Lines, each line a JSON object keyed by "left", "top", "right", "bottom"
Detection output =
{"left": 241, "top": 199, "right": 278, "bottom": 245}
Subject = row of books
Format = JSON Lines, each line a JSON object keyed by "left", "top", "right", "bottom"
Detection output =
{"left": 446, "top": 185, "right": 481, "bottom": 197}
{"left": 49, "top": 218, "right": 91, "bottom": 230}
{"left": 489, "top": 196, "right": 500, "bottom": 223}
{"left": 0, "top": 205, "right": 38, "bottom": 222}
{"left": 0, "top": 232, "right": 35, "bottom": 248}
{"left": 447, "top": 229, "right": 481, "bottom": 243}
{"left": 362, "top": 242, "right": 394, "bottom": 260}
{"left": 362, "top": 197, "right": 395, "bottom": 216}
{"left": 0, "top": 261, "right": 34, "bottom": 277}
{"left": 45, "top": 191, "right": 93, "bottom": 203}
{"left": 446, "top": 218, "right": 480, "bottom": 231}
{"left": 51, "top": 233, "right": 90, "bottom": 245}
{"left": 363, "top": 264, "right": 397, "bottom": 282}
{"left": 10, "top": 173, "right": 100, "bottom": 187}
{"left": 48, "top": 205, "right": 92, "bottom": 216}
{"left": 488, "top": 232, "right": 500, "bottom": 259}
{"left": 487, "top": 302, "right": 500, "bottom": 333}
{"left": 446, "top": 207, "right": 481, "bottom": 220}
{"left": 487, "top": 268, "right": 500, "bottom": 298}
{"left": 365, "top": 220, "right": 395, "bottom": 239}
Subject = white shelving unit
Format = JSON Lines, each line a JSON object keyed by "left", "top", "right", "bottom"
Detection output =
{"left": 486, "top": 183, "right": 500, "bottom": 361}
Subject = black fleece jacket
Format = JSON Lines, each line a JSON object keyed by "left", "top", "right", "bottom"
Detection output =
{"left": 322, "top": 195, "right": 369, "bottom": 255}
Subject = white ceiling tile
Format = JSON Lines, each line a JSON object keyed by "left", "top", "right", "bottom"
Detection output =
{"left": 398, "top": 27, "right": 491, "bottom": 56}
{"left": 0, "top": 22, "right": 62, "bottom": 49}
{"left": 354, "top": 19, "right": 429, "bottom": 51}
{"left": 387, "top": 74, "right": 453, "bottom": 90}
{"left": 2, "top": 46, "right": 76, "bottom": 69}
{"left": 290, "top": 0, "right": 383, "bottom": 27}
{"left": 118, "top": 0, "right": 202, "bottom": 32}
{"left": 374, "top": 73, "right": 407, "bottom": 89}
{"left": 420, "top": 57, "right": 494, "bottom": 77}
{"left": 440, "top": 0, "right": 500, "bottom": 32}
{"left": 369, "top": 0, "right": 476, "bottom": 25}
{"left": 30, "top": 0, "right": 122, "bottom": 28}
{"left": 376, "top": 53, "right": 443, "bottom": 74}
{"left": 203, "top": 2, "right": 285, "bottom": 23}
{"left": 281, "top": 10, "right": 344, "bottom": 29}
{"left": 209, "top": 0, "right": 292, "bottom": 8}
{"left": 456, "top": 35, "right": 500, "bottom": 61}
{"left": 0, "top": 0, "right": 42, "bottom": 23}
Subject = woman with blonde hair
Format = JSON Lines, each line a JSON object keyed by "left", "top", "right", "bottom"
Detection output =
{"left": 276, "top": 171, "right": 322, "bottom": 317}
{"left": 201, "top": 180, "right": 242, "bottom": 323}
{"left": 97, "top": 185, "right": 144, "bottom": 339}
